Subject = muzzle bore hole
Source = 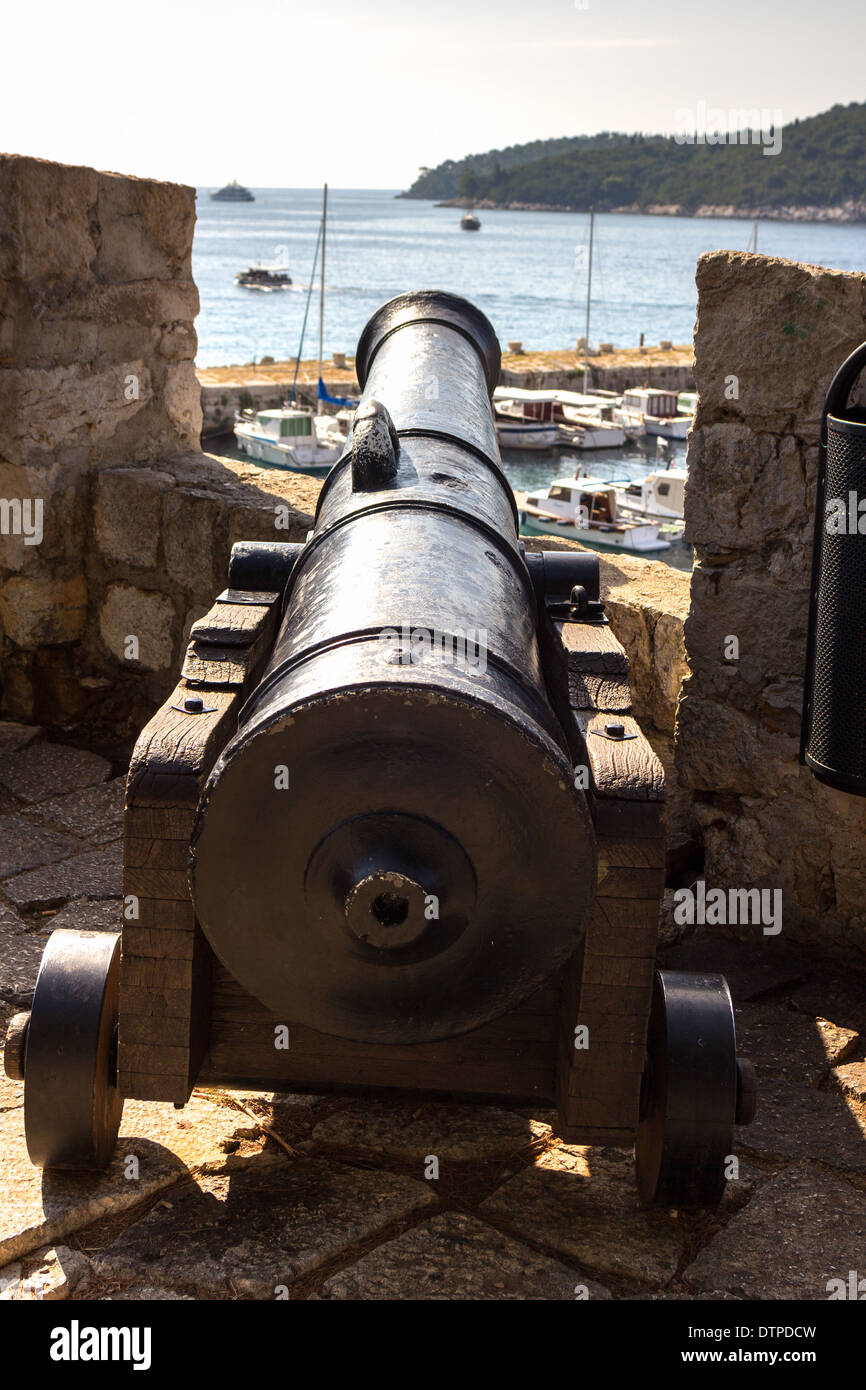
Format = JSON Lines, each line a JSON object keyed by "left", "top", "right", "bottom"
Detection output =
{"left": 370, "top": 892, "right": 410, "bottom": 927}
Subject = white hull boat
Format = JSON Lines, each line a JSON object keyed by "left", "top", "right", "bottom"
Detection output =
{"left": 234, "top": 407, "right": 346, "bottom": 474}
{"left": 614, "top": 389, "right": 692, "bottom": 441}
{"left": 494, "top": 388, "right": 626, "bottom": 451}
{"left": 516, "top": 476, "right": 670, "bottom": 554}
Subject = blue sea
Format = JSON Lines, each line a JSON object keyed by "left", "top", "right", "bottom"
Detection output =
{"left": 192, "top": 187, "right": 866, "bottom": 368}
{"left": 193, "top": 187, "right": 866, "bottom": 570}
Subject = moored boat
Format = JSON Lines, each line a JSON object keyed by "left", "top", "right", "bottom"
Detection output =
{"left": 616, "top": 467, "right": 687, "bottom": 524}
{"left": 234, "top": 406, "right": 346, "bottom": 473}
{"left": 614, "top": 388, "right": 692, "bottom": 439}
{"left": 493, "top": 387, "right": 626, "bottom": 450}
{"left": 515, "top": 477, "right": 670, "bottom": 554}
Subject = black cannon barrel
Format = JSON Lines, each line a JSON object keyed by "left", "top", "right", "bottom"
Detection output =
{"left": 191, "top": 291, "right": 596, "bottom": 1044}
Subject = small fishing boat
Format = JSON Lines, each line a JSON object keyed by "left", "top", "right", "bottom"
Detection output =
{"left": 461, "top": 211, "right": 481, "bottom": 231}
{"left": 493, "top": 388, "right": 626, "bottom": 450}
{"left": 235, "top": 265, "right": 293, "bottom": 291}
{"left": 614, "top": 388, "right": 692, "bottom": 440}
{"left": 617, "top": 467, "right": 692, "bottom": 530}
{"left": 516, "top": 477, "right": 670, "bottom": 554}
{"left": 211, "top": 179, "right": 254, "bottom": 203}
{"left": 234, "top": 406, "right": 346, "bottom": 473}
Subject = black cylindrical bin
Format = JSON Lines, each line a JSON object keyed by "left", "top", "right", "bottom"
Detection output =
{"left": 801, "top": 341, "right": 866, "bottom": 795}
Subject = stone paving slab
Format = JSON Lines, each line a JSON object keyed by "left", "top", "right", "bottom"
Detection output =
{"left": 0, "top": 815, "right": 80, "bottom": 878}
{"left": 27, "top": 779, "right": 125, "bottom": 844}
{"left": 0, "top": 1094, "right": 283, "bottom": 1265}
{"left": 311, "top": 1098, "right": 551, "bottom": 1166}
{"left": 480, "top": 1145, "right": 683, "bottom": 1286}
{"left": 739, "top": 1075, "right": 866, "bottom": 1171}
{"left": 682, "top": 1164, "right": 866, "bottom": 1299}
{"left": 3, "top": 843, "right": 122, "bottom": 910}
{"left": 0, "top": 744, "right": 111, "bottom": 804}
{"left": 317, "top": 1210, "right": 611, "bottom": 1300}
{"left": 91, "top": 1160, "right": 438, "bottom": 1298}
{"left": 735, "top": 1002, "right": 859, "bottom": 1086}
{"left": 38, "top": 897, "right": 123, "bottom": 934}
{"left": 0, "top": 920, "right": 50, "bottom": 1003}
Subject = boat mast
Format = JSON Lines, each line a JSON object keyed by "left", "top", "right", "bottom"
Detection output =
{"left": 318, "top": 183, "right": 328, "bottom": 394}
{"left": 583, "top": 206, "right": 594, "bottom": 393}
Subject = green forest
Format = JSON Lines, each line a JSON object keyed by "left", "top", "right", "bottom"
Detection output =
{"left": 402, "top": 103, "right": 866, "bottom": 212}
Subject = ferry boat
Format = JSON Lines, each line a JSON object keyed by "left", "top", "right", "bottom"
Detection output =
{"left": 210, "top": 180, "right": 255, "bottom": 203}
{"left": 235, "top": 265, "right": 293, "bottom": 291}
{"left": 516, "top": 476, "right": 671, "bottom": 554}
{"left": 234, "top": 406, "right": 346, "bottom": 473}
{"left": 493, "top": 388, "right": 626, "bottom": 450}
{"left": 614, "top": 388, "right": 692, "bottom": 440}
{"left": 461, "top": 211, "right": 481, "bottom": 230}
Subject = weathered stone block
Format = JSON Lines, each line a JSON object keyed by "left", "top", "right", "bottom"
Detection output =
{"left": 0, "top": 575, "right": 87, "bottom": 648}
{"left": 94, "top": 467, "right": 175, "bottom": 567}
{"left": 99, "top": 584, "right": 176, "bottom": 671}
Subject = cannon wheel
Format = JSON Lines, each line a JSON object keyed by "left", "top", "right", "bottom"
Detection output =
{"left": 22, "top": 930, "right": 123, "bottom": 1170}
{"left": 635, "top": 970, "right": 742, "bottom": 1208}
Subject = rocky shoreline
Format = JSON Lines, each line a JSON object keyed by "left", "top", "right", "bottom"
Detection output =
{"left": 434, "top": 195, "right": 866, "bottom": 223}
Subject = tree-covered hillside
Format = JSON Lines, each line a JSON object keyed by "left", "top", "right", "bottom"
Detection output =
{"left": 402, "top": 103, "right": 866, "bottom": 212}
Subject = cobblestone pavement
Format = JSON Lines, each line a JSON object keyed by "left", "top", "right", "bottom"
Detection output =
{"left": 1, "top": 724, "right": 865, "bottom": 1301}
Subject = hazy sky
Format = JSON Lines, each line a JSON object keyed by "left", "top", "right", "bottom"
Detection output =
{"left": 3, "top": 0, "right": 864, "bottom": 189}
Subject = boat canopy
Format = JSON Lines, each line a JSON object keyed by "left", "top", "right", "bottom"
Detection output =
{"left": 255, "top": 410, "right": 313, "bottom": 438}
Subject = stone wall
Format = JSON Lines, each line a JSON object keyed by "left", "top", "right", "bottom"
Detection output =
{"left": 0, "top": 156, "right": 313, "bottom": 731}
{"left": 679, "top": 250, "right": 866, "bottom": 957}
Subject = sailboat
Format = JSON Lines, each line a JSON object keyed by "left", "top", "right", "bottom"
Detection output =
{"left": 233, "top": 185, "right": 355, "bottom": 474}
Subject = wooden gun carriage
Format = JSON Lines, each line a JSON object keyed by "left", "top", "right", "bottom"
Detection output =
{"left": 5, "top": 292, "right": 755, "bottom": 1206}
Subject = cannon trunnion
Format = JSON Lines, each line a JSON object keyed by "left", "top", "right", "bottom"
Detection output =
{"left": 7, "top": 291, "right": 755, "bottom": 1208}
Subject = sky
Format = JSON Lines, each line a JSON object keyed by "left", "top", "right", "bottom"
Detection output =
{"left": 2, "top": 0, "right": 864, "bottom": 189}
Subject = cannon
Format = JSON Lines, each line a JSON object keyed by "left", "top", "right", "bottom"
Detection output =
{"left": 5, "top": 291, "right": 755, "bottom": 1206}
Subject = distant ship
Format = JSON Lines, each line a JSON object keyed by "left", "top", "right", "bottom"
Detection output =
{"left": 461, "top": 210, "right": 481, "bottom": 231}
{"left": 235, "top": 265, "right": 292, "bottom": 291}
{"left": 211, "top": 180, "right": 254, "bottom": 203}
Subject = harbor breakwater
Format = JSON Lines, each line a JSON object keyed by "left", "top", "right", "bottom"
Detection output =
{"left": 197, "top": 345, "right": 695, "bottom": 439}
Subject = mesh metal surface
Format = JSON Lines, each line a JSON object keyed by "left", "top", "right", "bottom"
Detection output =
{"left": 807, "top": 420, "right": 866, "bottom": 782}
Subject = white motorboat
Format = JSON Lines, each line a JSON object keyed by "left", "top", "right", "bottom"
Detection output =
{"left": 234, "top": 406, "right": 346, "bottom": 473}
{"left": 516, "top": 476, "right": 670, "bottom": 554}
{"left": 614, "top": 388, "right": 693, "bottom": 440}
{"left": 493, "top": 388, "right": 626, "bottom": 451}
{"left": 616, "top": 467, "right": 687, "bottom": 525}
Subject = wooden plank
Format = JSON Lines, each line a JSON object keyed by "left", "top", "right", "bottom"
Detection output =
{"left": 125, "top": 867, "right": 190, "bottom": 902}
{"left": 574, "top": 712, "right": 666, "bottom": 801}
{"left": 123, "top": 837, "right": 190, "bottom": 871}
{"left": 119, "top": 1072, "right": 186, "bottom": 1104}
{"left": 122, "top": 926, "right": 195, "bottom": 960}
{"left": 569, "top": 671, "right": 632, "bottom": 712}
{"left": 196, "top": 964, "right": 558, "bottom": 1103}
{"left": 554, "top": 621, "right": 630, "bottom": 675}
{"left": 190, "top": 601, "right": 272, "bottom": 647}
{"left": 182, "top": 642, "right": 252, "bottom": 689}
{"left": 120, "top": 955, "right": 194, "bottom": 990}
{"left": 121, "top": 1013, "right": 193, "bottom": 1047}
{"left": 596, "top": 865, "right": 666, "bottom": 899}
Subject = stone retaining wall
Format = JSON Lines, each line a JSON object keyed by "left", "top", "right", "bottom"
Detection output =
{"left": 679, "top": 250, "right": 866, "bottom": 957}
{"left": 0, "top": 155, "right": 312, "bottom": 730}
